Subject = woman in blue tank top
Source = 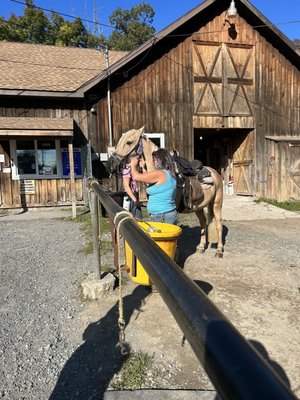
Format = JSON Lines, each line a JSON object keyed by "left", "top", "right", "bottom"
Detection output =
{"left": 130, "top": 149, "right": 178, "bottom": 224}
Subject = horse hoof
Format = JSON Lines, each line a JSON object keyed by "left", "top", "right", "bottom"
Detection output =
{"left": 215, "top": 252, "right": 223, "bottom": 258}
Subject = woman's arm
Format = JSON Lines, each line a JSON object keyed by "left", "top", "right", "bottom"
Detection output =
{"left": 131, "top": 157, "right": 165, "bottom": 184}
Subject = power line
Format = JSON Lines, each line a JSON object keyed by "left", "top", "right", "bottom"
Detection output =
{"left": 115, "top": 38, "right": 156, "bottom": 76}
{"left": 159, "top": 20, "right": 300, "bottom": 40}
{"left": 1, "top": 7, "right": 300, "bottom": 123}
{"left": 9, "top": 0, "right": 114, "bottom": 29}
{"left": 8, "top": 0, "right": 300, "bottom": 40}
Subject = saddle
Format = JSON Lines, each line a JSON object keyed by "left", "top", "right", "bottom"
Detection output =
{"left": 172, "top": 154, "right": 213, "bottom": 212}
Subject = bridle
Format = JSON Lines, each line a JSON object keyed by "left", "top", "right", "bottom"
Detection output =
{"left": 109, "top": 135, "right": 145, "bottom": 174}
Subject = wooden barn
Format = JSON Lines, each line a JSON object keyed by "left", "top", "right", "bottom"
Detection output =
{"left": 0, "top": 41, "right": 125, "bottom": 209}
{"left": 83, "top": 0, "right": 300, "bottom": 201}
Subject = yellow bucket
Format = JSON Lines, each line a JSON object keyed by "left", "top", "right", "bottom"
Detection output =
{"left": 124, "top": 221, "right": 182, "bottom": 286}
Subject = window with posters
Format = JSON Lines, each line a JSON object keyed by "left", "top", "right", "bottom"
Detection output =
{"left": 10, "top": 139, "right": 82, "bottom": 179}
{"left": 61, "top": 147, "right": 82, "bottom": 178}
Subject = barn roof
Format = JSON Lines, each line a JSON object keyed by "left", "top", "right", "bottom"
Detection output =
{"left": 0, "top": 41, "right": 126, "bottom": 97}
{"left": 79, "top": 0, "right": 300, "bottom": 95}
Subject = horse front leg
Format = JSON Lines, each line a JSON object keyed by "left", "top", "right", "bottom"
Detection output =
{"left": 195, "top": 209, "right": 207, "bottom": 253}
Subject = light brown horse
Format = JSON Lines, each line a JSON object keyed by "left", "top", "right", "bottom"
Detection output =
{"left": 107, "top": 127, "right": 224, "bottom": 257}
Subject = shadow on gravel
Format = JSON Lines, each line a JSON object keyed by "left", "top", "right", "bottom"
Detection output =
{"left": 249, "top": 340, "right": 291, "bottom": 389}
{"left": 177, "top": 224, "right": 229, "bottom": 267}
{"left": 193, "top": 280, "right": 213, "bottom": 296}
{"left": 177, "top": 225, "right": 201, "bottom": 267}
{"left": 49, "top": 285, "right": 150, "bottom": 400}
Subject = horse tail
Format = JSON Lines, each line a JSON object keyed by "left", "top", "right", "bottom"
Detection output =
{"left": 207, "top": 203, "right": 218, "bottom": 244}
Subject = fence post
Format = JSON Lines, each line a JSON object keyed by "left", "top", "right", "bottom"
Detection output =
{"left": 90, "top": 189, "right": 101, "bottom": 279}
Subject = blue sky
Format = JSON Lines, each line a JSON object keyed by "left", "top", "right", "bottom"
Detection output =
{"left": 1, "top": 0, "right": 299, "bottom": 40}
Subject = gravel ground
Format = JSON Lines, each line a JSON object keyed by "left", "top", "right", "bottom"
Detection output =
{"left": 0, "top": 217, "right": 95, "bottom": 400}
{"left": 0, "top": 201, "right": 299, "bottom": 399}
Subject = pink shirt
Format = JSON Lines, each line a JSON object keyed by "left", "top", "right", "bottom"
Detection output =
{"left": 122, "top": 164, "right": 138, "bottom": 193}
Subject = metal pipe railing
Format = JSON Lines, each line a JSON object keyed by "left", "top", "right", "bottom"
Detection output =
{"left": 90, "top": 180, "right": 297, "bottom": 400}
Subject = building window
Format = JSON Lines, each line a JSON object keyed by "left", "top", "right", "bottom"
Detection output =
{"left": 61, "top": 147, "right": 82, "bottom": 177}
{"left": 16, "top": 140, "right": 36, "bottom": 174}
{"left": 11, "top": 139, "right": 83, "bottom": 179}
{"left": 12, "top": 139, "right": 60, "bottom": 179}
{"left": 37, "top": 140, "right": 57, "bottom": 175}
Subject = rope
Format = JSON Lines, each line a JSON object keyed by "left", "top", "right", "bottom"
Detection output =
{"left": 113, "top": 210, "right": 135, "bottom": 355}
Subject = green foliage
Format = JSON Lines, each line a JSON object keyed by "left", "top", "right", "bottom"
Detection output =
{"left": 293, "top": 39, "right": 300, "bottom": 49}
{"left": 255, "top": 198, "right": 300, "bottom": 212}
{"left": 1, "top": 0, "right": 50, "bottom": 44}
{"left": 0, "top": 0, "right": 155, "bottom": 50}
{"left": 111, "top": 351, "right": 153, "bottom": 390}
{"left": 108, "top": 3, "right": 155, "bottom": 51}
{"left": 0, "top": 0, "right": 106, "bottom": 47}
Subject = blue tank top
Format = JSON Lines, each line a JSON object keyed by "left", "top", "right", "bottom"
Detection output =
{"left": 146, "top": 170, "right": 177, "bottom": 214}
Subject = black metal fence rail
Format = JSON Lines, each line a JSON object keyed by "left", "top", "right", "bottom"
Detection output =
{"left": 90, "top": 180, "right": 297, "bottom": 400}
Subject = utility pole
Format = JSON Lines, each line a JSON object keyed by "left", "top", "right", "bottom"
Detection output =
{"left": 99, "top": 44, "right": 113, "bottom": 148}
{"left": 105, "top": 45, "right": 113, "bottom": 148}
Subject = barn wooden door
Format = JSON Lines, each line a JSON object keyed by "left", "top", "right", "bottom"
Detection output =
{"left": 232, "top": 131, "right": 255, "bottom": 195}
{"left": 193, "top": 41, "right": 254, "bottom": 119}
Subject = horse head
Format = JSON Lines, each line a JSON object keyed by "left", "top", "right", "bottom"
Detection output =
{"left": 106, "top": 126, "right": 157, "bottom": 175}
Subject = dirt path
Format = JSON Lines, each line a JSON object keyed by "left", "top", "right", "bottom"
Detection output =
{"left": 78, "top": 208, "right": 300, "bottom": 396}
{"left": 1, "top": 197, "right": 299, "bottom": 398}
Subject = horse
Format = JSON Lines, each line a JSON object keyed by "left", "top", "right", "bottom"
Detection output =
{"left": 106, "top": 127, "right": 224, "bottom": 257}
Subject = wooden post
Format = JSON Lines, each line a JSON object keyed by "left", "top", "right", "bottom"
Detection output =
{"left": 90, "top": 190, "right": 101, "bottom": 279}
{"left": 68, "top": 139, "right": 77, "bottom": 219}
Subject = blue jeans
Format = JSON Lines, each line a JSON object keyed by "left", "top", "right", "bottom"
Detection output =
{"left": 130, "top": 192, "right": 142, "bottom": 219}
{"left": 149, "top": 209, "right": 178, "bottom": 225}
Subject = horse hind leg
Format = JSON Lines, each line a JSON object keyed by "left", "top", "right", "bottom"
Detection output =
{"left": 208, "top": 202, "right": 223, "bottom": 258}
{"left": 195, "top": 209, "right": 207, "bottom": 253}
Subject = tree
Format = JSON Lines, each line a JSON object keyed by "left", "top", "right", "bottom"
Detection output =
{"left": 293, "top": 39, "right": 300, "bottom": 50}
{"left": 108, "top": 3, "right": 155, "bottom": 51}
{"left": 0, "top": 0, "right": 155, "bottom": 50}
{"left": 0, "top": 0, "right": 104, "bottom": 47}
{"left": 0, "top": 0, "right": 51, "bottom": 44}
{"left": 46, "top": 12, "right": 106, "bottom": 47}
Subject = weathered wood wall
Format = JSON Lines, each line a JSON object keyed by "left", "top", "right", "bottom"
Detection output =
{"left": 0, "top": 98, "right": 95, "bottom": 207}
{"left": 0, "top": 98, "right": 92, "bottom": 144}
{"left": 97, "top": 38, "right": 195, "bottom": 159}
{"left": 95, "top": 9, "right": 300, "bottom": 201}
{"left": 266, "top": 140, "right": 300, "bottom": 201}
{"left": 0, "top": 177, "right": 82, "bottom": 208}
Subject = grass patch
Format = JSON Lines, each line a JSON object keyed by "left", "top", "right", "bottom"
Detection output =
{"left": 79, "top": 241, "right": 93, "bottom": 255}
{"left": 141, "top": 208, "right": 149, "bottom": 219}
{"left": 255, "top": 198, "right": 300, "bottom": 212}
{"left": 61, "top": 210, "right": 110, "bottom": 234}
{"left": 111, "top": 351, "right": 154, "bottom": 390}
{"left": 0, "top": 210, "right": 9, "bottom": 215}
{"left": 78, "top": 239, "right": 113, "bottom": 255}
{"left": 62, "top": 210, "right": 112, "bottom": 254}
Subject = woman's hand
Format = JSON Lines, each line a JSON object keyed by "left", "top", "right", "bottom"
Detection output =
{"left": 130, "top": 157, "right": 139, "bottom": 168}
